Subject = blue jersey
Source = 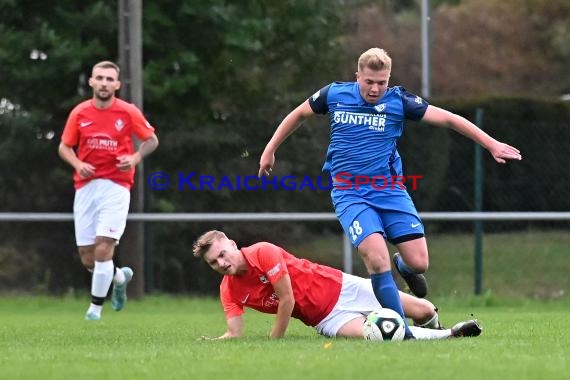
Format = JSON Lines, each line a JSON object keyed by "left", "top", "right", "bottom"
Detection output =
{"left": 308, "top": 82, "right": 428, "bottom": 179}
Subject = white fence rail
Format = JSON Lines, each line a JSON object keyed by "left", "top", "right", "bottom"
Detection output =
{"left": 1, "top": 211, "right": 570, "bottom": 222}
{"left": 1, "top": 212, "right": 568, "bottom": 275}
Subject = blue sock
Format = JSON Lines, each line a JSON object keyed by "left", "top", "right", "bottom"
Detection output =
{"left": 370, "top": 271, "right": 413, "bottom": 337}
{"left": 395, "top": 254, "right": 414, "bottom": 275}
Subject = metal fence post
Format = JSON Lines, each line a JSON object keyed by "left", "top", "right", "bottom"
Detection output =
{"left": 343, "top": 234, "right": 353, "bottom": 275}
{"left": 474, "top": 108, "right": 485, "bottom": 295}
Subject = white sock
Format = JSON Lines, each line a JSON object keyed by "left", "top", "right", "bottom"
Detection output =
{"left": 409, "top": 326, "right": 451, "bottom": 340}
{"left": 113, "top": 267, "right": 126, "bottom": 285}
{"left": 416, "top": 312, "right": 440, "bottom": 329}
{"left": 91, "top": 260, "right": 114, "bottom": 298}
{"left": 87, "top": 304, "right": 103, "bottom": 315}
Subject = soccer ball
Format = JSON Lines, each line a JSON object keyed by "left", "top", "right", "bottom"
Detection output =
{"left": 363, "top": 308, "right": 406, "bottom": 341}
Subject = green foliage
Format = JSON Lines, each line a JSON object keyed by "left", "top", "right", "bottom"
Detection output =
{"left": 0, "top": 1, "right": 568, "bottom": 294}
{"left": 420, "top": 97, "right": 570, "bottom": 212}
{"left": 428, "top": 0, "right": 570, "bottom": 95}
{"left": 141, "top": 0, "right": 347, "bottom": 217}
{"left": 0, "top": 0, "right": 117, "bottom": 213}
{"left": 0, "top": 0, "right": 348, "bottom": 293}
{"left": 433, "top": 0, "right": 462, "bottom": 6}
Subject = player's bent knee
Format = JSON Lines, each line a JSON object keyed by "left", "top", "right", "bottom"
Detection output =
{"left": 79, "top": 255, "right": 94, "bottom": 270}
{"left": 357, "top": 237, "right": 391, "bottom": 273}
{"left": 78, "top": 246, "right": 95, "bottom": 270}
{"left": 416, "top": 298, "right": 436, "bottom": 320}
{"left": 415, "top": 259, "right": 429, "bottom": 274}
{"left": 359, "top": 251, "right": 391, "bottom": 273}
{"left": 93, "top": 236, "right": 117, "bottom": 260}
{"left": 404, "top": 255, "right": 429, "bottom": 273}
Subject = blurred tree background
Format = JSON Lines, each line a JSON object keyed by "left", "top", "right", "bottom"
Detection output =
{"left": 0, "top": 0, "right": 568, "bottom": 295}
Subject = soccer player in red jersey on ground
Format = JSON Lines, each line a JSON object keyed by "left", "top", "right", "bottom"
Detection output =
{"left": 58, "top": 61, "right": 159, "bottom": 321}
{"left": 193, "top": 230, "right": 481, "bottom": 340}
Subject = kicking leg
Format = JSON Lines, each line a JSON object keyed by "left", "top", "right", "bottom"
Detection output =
{"left": 359, "top": 233, "right": 414, "bottom": 339}
{"left": 394, "top": 237, "right": 429, "bottom": 298}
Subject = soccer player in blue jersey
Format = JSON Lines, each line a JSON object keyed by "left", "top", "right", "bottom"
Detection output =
{"left": 258, "top": 47, "right": 521, "bottom": 339}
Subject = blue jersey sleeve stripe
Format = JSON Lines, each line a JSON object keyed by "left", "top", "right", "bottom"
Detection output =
{"left": 399, "top": 88, "right": 429, "bottom": 121}
{"left": 308, "top": 84, "right": 332, "bottom": 114}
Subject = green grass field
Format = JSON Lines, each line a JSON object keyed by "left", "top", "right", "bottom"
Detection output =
{"left": 1, "top": 296, "right": 568, "bottom": 380}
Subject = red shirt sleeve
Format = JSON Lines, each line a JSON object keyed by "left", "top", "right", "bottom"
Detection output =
{"left": 125, "top": 103, "right": 155, "bottom": 140}
{"left": 254, "top": 243, "right": 289, "bottom": 285}
{"left": 220, "top": 278, "right": 244, "bottom": 319}
{"left": 61, "top": 107, "right": 80, "bottom": 146}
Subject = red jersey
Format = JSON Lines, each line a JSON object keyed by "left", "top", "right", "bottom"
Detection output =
{"left": 61, "top": 98, "right": 155, "bottom": 190}
{"left": 220, "top": 242, "right": 343, "bottom": 327}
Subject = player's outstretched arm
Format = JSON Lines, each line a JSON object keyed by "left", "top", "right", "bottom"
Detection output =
{"left": 258, "top": 100, "right": 315, "bottom": 177}
{"left": 422, "top": 105, "right": 522, "bottom": 163}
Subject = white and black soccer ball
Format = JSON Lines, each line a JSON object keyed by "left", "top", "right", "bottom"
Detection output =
{"left": 363, "top": 308, "right": 406, "bottom": 341}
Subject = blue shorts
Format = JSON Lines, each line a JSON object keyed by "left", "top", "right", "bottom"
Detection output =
{"left": 332, "top": 185, "right": 424, "bottom": 247}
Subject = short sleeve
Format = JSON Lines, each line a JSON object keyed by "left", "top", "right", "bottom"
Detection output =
{"left": 61, "top": 108, "right": 80, "bottom": 146}
{"left": 255, "top": 243, "right": 289, "bottom": 285}
{"left": 220, "top": 280, "right": 245, "bottom": 319}
{"left": 126, "top": 103, "right": 156, "bottom": 140}
{"left": 308, "top": 84, "right": 332, "bottom": 115}
{"left": 400, "top": 88, "right": 429, "bottom": 121}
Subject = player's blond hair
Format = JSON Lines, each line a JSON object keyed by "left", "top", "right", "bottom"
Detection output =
{"left": 92, "top": 61, "right": 120, "bottom": 76}
{"left": 357, "top": 48, "right": 392, "bottom": 72}
{"left": 192, "top": 230, "right": 228, "bottom": 258}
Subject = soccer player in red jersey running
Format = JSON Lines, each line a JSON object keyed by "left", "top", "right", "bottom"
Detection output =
{"left": 58, "top": 61, "right": 159, "bottom": 320}
{"left": 193, "top": 230, "right": 481, "bottom": 340}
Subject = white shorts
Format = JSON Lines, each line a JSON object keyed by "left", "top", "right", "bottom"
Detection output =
{"left": 315, "top": 273, "right": 382, "bottom": 337}
{"left": 73, "top": 179, "right": 130, "bottom": 246}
